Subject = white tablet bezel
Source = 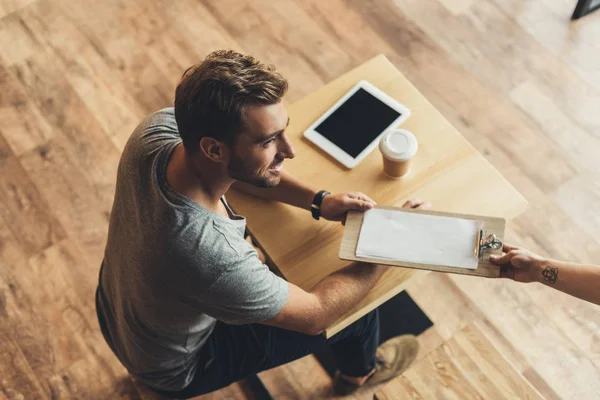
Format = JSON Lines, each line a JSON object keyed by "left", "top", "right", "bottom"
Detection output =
{"left": 303, "top": 80, "right": 411, "bottom": 169}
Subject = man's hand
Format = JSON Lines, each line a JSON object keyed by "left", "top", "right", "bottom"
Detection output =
{"left": 320, "top": 192, "right": 376, "bottom": 222}
{"left": 320, "top": 195, "right": 432, "bottom": 223}
{"left": 401, "top": 199, "right": 432, "bottom": 210}
{"left": 490, "top": 243, "right": 545, "bottom": 283}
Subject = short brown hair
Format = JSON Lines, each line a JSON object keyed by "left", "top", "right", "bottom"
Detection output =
{"left": 174, "top": 50, "right": 288, "bottom": 152}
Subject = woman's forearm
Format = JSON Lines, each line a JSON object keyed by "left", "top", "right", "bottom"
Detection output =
{"left": 537, "top": 259, "right": 600, "bottom": 305}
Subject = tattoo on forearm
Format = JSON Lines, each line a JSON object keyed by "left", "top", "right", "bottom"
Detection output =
{"left": 541, "top": 266, "right": 558, "bottom": 285}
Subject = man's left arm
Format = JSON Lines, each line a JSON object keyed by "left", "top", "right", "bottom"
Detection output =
{"left": 230, "top": 170, "right": 376, "bottom": 222}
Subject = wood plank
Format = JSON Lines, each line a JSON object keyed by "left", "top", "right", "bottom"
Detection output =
{"left": 201, "top": 0, "right": 329, "bottom": 102}
{"left": 25, "top": 239, "right": 133, "bottom": 397}
{"left": 552, "top": 170, "right": 600, "bottom": 241}
{"left": 504, "top": 208, "right": 600, "bottom": 382}
{"left": 9, "top": 48, "right": 120, "bottom": 211}
{"left": 293, "top": 0, "right": 399, "bottom": 67}
{"left": 0, "top": 10, "right": 40, "bottom": 66}
{"left": 413, "top": 326, "right": 445, "bottom": 363}
{"left": 449, "top": 324, "right": 542, "bottom": 398}
{"left": 0, "top": 186, "right": 24, "bottom": 267}
{"left": 0, "top": 238, "right": 140, "bottom": 399}
{"left": 437, "top": 0, "right": 476, "bottom": 15}
{"left": 0, "top": 256, "right": 62, "bottom": 398}
{"left": 19, "top": 140, "right": 110, "bottom": 265}
{"left": 0, "top": 135, "right": 65, "bottom": 256}
{"left": 450, "top": 273, "right": 600, "bottom": 398}
{"left": 15, "top": 0, "right": 144, "bottom": 151}
{"left": 376, "top": 323, "right": 543, "bottom": 399}
{"left": 56, "top": 0, "right": 173, "bottom": 114}
{"left": 0, "top": 333, "right": 49, "bottom": 399}
{"left": 259, "top": 355, "right": 344, "bottom": 400}
{"left": 490, "top": 0, "right": 600, "bottom": 90}
{"left": 393, "top": 0, "right": 600, "bottom": 139}
{"left": 510, "top": 81, "right": 600, "bottom": 172}
{"left": 0, "top": 257, "right": 49, "bottom": 400}
{"left": 521, "top": 266, "right": 600, "bottom": 370}
{"left": 240, "top": 0, "right": 354, "bottom": 82}
{"left": 386, "top": 339, "right": 488, "bottom": 399}
{"left": 0, "top": 0, "right": 37, "bottom": 19}
{"left": 406, "top": 272, "right": 532, "bottom": 372}
{"left": 375, "top": 378, "right": 421, "bottom": 400}
{"left": 152, "top": 0, "right": 242, "bottom": 57}
{"left": 522, "top": 367, "right": 562, "bottom": 400}
{"left": 510, "top": 175, "right": 600, "bottom": 264}
{"left": 0, "top": 63, "right": 54, "bottom": 156}
{"left": 120, "top": 0, "right": 203, "bottom": 93}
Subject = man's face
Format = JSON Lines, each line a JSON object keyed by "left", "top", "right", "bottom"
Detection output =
{"left": 227, "top": 102, "right": 295, "bottom": 187}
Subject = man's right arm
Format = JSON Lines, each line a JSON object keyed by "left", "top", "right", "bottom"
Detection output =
{"left": 262, "top": 262, "right": 389, "bottom": 335}
{"left": 262, "top": 198, "right": 431, "bottom": 335}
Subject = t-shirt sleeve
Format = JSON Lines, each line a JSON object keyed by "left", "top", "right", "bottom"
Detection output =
{"left": 185, "top": 225, "right": 289, "bottom": 325}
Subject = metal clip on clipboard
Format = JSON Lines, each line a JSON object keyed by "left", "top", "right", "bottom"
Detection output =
{"left": 475, "top": 230, "right": 503, "bottom": 259}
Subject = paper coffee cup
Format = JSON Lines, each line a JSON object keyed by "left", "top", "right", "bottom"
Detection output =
{"left": 379, "top": 129, "right": 418, "bottom": 178}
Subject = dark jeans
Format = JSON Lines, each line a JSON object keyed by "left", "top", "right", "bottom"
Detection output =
{"left": 155, "top": 309, "right": 380, "bottom": 398}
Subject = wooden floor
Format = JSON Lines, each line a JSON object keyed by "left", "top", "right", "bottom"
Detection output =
{"left": 375, "top": 323, "right": 544, "bottom": 399}
{"left": 0, "top": 0, "right": 599, "bottom": 399}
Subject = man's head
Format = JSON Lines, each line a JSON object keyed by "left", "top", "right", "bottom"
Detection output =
{"left": 174, "top": 50, "right": 295, "bottom": 188}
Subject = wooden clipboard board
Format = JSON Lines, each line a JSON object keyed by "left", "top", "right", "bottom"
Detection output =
{"left": 339, "top": 206, "right": 505, "bottom": 278}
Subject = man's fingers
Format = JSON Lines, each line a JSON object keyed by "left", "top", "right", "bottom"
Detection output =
{"left": 402, "top": 199, "right": 423, "bottom": 208}
{"left": 360, "top": 194, "right": 377, "bottom": 205}
{"left": 344, "top": 198, "right": 373, "bottom": 211}
{"left": 355, "top": 199, "right": 374, "bottom": 210}
{"left": 402, "top": 198, "right": 432, "bottom": 209}
{"left": 416, "top": 201, "right": 432, "bottom": 210}
{"left": 348, "top": 192, "right": 376, "bottom": 206}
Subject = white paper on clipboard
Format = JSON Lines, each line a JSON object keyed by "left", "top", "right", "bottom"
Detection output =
{"left": 355, "top": 208, "right": 482, "bottom": 269}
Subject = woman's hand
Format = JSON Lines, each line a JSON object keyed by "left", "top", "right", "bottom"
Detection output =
{"left": 490, "top": 243, "right": 546, "bottom": 283}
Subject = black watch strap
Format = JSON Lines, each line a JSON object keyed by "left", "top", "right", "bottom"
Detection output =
{"left": 311, "top": 190, "right": 331, "bottom": 220}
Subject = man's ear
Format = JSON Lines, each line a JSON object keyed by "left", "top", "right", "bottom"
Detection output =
{"left": 199, "top": 137, "right": 228, "bottom": 163}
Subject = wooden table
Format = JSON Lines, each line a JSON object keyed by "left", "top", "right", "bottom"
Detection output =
{"left": 374, "top": 323, "right": 543, "bottom": 399}
{"left": 226, "top": 55, "right": 528, "bottom": 337}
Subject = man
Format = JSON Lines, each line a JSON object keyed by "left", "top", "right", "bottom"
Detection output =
{"left": 96, "top": 50, "right": 429, "bottom": 398}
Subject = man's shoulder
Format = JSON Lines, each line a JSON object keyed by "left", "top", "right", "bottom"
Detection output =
{"left": 125, "top": 108, "right": 178, "bottom": 150}
{"left": 138, "top": 108, "right": 178, "bottom": 140}
{"left": 170, "top": 216, "right": 250, "bottom": 263}
{"left": 117, "top": 108, "right": 179, "bottom": 176}
{"left": 146, "top": 107, "right": 176, "bottom": 125}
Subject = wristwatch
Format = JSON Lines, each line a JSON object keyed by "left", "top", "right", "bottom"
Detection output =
{"left": 311, "top": 190, "right": 331, "bottom": 220}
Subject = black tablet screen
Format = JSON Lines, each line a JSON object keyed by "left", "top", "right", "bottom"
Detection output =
{"left": 314, "top": 88, "right": 402, "bottom": 158}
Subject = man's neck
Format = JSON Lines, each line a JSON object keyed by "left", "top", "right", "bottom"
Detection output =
{"left": 166, "top": 144, "right": 233, "bottom": 212}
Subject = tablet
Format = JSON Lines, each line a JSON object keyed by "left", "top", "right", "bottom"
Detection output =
{"left": 303, "top": 80, "right": 411, "bottom": 168}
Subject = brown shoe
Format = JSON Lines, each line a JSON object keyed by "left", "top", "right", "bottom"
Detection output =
{"left": 332, "top": 335, "right": 419, "bottom": 396}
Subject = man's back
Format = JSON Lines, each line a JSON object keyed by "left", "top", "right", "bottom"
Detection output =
{"left": 96, "top": 108, "right": 288, "bottom": 391}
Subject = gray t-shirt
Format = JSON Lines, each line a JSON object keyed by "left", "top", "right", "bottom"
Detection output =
{"left": 96, "top": 108, "right": 289, "bottom": 391}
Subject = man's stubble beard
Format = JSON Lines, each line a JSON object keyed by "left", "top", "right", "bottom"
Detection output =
{"left": 227, "top": 155, "right": 280, "bottom": 188}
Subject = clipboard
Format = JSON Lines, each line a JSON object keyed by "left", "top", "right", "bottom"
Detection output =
{"left": 339, "top": 206, "right": 505, "bottom": 278}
